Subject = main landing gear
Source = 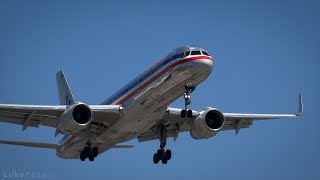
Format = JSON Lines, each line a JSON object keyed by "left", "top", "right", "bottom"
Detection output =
{"left": 153, "top": 125, "right": 172, "bottom": 164}
{"left": 80, "top": 141, "right": 98, "bottom": 161}
{"left": 181, "top": 86, "right": 195, "bottom": 118}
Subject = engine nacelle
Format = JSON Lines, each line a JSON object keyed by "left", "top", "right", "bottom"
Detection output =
{"left": 190, "top": 108, "right": 225, "bottom": 139}
{"left": 57, "top": 103, "right": 93, "bottom": 134}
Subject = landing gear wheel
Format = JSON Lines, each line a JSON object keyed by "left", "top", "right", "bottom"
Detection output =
{"left": 165, "top": 149, "right": 172, "bottom": 160}
{"left": 92, "top": 147, "right": 98, "bottom": 157}
{"left": 152, "top": 125, "right": 173, "bottom": 164}
{"left": 80, "top": 140, "right": 98, "bottom": 162}
{"left": 157, "top": 149, "right": 164, "bottom": 159}
{"left": 161, "top": 158, "right": 168, "bottom": 164}
{"left": 84, "top": 146, "right": 91, "bottom": 157}
{"left": 153, "top": 153, "right": 160, "bottom": 164}
{"left": 80, "top": 151, "right": 86, "bottom": 161}
{"left": 88, "top": 155, "right": 94, "bottom": 161}
{"left": 181, "top": 109, "right": 186, "bottom": 118}
{"left": 187, "top": 109, "right": 193, "bottom": 118}
{"left": 88, "top": 150, "right": 95, "bottom": 161}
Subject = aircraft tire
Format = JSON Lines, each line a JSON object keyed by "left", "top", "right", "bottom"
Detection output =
{"left": 88, "top": 151, "right": 95, "bottom": 161}
{"left": 161, "top": 158, "right": 168, "bottom": 164}
{"left": 80, "top": 151, "right": 86, "bottom": 161}
{"left": 92, "top": 147, "right": 98, "bottom": 157}
{"left": 181, "top": 110, "right": 186, "bottom": 118}
{"left": 153, "top": 154, "right": 159, "bottom": 164}
{"left": 187, "top": 110, "right": 193, "bottom": 118}
{"left": 165, "top": 149, "right": 171, "bottom": 160}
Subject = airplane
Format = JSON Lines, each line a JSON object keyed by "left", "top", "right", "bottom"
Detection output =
{"left": 0, "top": 46, "right": 303, "bottom": 164}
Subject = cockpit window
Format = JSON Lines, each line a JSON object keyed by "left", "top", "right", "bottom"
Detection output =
{"left": 202, "top": 51, "right": 210, "bottom": 56}
{"left": 182, "top": 51, "right": 190, "bottom": 58}
{"left": 191, "top": 51, "right": 201, "bottom": 55}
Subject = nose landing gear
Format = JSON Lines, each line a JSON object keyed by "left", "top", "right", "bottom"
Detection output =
{"left": 181, "top": 86, "right": 195, "bottom": 118}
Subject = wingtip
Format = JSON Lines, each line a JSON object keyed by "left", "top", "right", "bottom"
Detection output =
{"left": 56, "top": 69, "right": 64, "bottom": 76}
{"left": 297, "top": 93, "right": 303, "bottom": 116}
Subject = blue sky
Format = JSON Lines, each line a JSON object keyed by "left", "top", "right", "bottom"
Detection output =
{"left": 0, "top": 0, "right": 319, "bottom": 179}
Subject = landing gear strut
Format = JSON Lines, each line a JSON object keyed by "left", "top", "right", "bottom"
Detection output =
{"left": 153, "top": 125, "right": 172, "bottom": 164}
{"left": 80, "top": 141, "right": 98, "bottom": 161}
{"left": 181, "top": 86, "right": 195, "bottom": 118}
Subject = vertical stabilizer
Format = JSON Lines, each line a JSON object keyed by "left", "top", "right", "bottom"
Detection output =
{"left": 56, "top": 70, "right": 75, "bottom": 105}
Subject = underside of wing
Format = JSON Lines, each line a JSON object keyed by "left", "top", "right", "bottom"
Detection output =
{"left": 0, "top": 139, "right": 60, "bottom": 149}
{"left": 0, "top": 104, "right": 66, "bottom": 130}
{"left": 223, "top": 94, "right": 303, "bottom": 134}
{"left": 138, "top": 94, "right": 303, "bottom": 142}
{"left": 0, "top": 104, "right": 123, "bottom": 133}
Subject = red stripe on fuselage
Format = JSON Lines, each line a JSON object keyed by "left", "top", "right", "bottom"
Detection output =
{"left": 115, "top": 56, "right": 213, "bottom": 105}
{"left": 64, "top": 135, "right": 76, "bottom": 145}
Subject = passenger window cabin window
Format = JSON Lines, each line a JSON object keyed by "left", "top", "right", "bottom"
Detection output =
{"left": 191, "top": 51, "right": 201, "bottom": 55}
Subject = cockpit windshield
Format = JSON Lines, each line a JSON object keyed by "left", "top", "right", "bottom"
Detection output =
{"left": 191, "top": 51, "right": 201, "bottom": 55}
{"left": 177, "top": 48, "right": 211, "bottom": 59}
{"left": 201, "top": 51, "right": 210, "bottom": 56}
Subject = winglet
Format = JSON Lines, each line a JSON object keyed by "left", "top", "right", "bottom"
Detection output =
{"left": 297, "top": 93, "right": 303, "bottom": 116}
{"left": 56, "top": 70, "right": 75, "bottom": 105}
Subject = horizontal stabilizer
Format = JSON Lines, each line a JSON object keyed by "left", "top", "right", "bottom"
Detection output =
{"left": 112, "top": 144, "right": 133, "bottom": 148}
{"left": 0, "top": 140, "right": 60, "bottom": 149}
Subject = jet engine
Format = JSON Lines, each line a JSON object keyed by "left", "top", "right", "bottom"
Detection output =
{"left": 57, "top": 103, "right": 93, "bottom": 134}
{"left": 190, "top": 108, "right": 225, "bottom": 139}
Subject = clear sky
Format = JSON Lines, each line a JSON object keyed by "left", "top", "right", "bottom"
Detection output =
{"left": 0, "top": 0, "right": 319, "bottom": 179}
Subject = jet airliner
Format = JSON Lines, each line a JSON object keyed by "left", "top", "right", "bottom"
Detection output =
{"left": 0, "top": 46, "right": 303, "bottom": 164}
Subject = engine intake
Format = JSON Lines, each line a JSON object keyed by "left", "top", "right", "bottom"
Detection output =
{"left": 72, "top": 104, "right": 92, "bottom": 124}
{"left": 190, "top": 108, "right": 225, "bottom": 139}
{"left": 57, "top": 103, "right": 93, "bottom": 134}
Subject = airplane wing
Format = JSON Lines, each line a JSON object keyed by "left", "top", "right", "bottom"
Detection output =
{"left": 0, "top": 70, "right": 122, "bottom": 135}
{"left": 0, "top": 140, "right": 60, "bottom": 149}
{"left": 0, "top": 139, "right": 132, "bottom": 150}
{"left": 0, "top": 104, "right": 122, "bottom": 131}
{"left": 137, "top": 94, "right": 303, "bottom": 142}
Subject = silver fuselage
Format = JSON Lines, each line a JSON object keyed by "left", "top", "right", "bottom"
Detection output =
{"left": 58, "top": 46, "right": 213, "bottom": 158}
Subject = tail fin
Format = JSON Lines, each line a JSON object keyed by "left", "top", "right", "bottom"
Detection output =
{"left": 56, "top": 70, "right": 75, "bottom": 105}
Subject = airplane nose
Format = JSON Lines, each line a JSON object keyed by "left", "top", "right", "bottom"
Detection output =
{"left": 192, "top": 58, "right": 214, "bottom": 74}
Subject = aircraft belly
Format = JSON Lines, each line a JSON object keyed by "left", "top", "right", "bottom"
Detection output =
{"left": 57, "top": 136, "right": 115, "bottom": 159}
{"left": 137, "top": 69, "right": 204, "bottom": 112}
